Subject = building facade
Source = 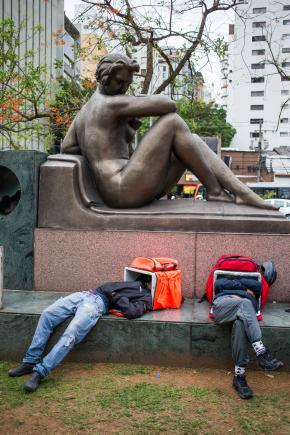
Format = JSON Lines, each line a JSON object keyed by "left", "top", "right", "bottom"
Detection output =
{"left": 221, "top": 148, "right": 273, "bottom": 183}
{"left": 225, "top": 0, "right": 290, "bottom": 151}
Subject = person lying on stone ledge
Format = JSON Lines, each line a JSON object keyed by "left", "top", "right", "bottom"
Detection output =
{"left": 61, "top": 53, "right": 275, "bottom": 211}
{"left": 8, "top": 276, "right": 152, "bottom": 392}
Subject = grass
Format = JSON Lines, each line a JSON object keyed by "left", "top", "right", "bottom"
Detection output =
{"left": 1, "top": 361, "right": 290, "bottom": 434}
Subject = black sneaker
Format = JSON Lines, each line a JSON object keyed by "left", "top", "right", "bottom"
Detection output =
{"left": 233, "top": 375, "right": 253, "bottom": 399}
{"left": 8, "top": 363, "right": 35, "bottom": 377}
{"left": 24, "top": 372, "right": 42, "bottom": 392}
{"left": 258, "top": 350, "right": 284, "bottom": 371}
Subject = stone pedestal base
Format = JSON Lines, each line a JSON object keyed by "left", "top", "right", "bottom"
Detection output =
{"left": 35, "top": 229, "right": 290, "bottom": 302}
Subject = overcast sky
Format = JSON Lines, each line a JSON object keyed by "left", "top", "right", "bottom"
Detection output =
{"left": 64, "top": 0, "right": 234, "bottom": 100}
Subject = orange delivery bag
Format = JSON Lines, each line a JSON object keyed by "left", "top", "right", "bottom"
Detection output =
{"left": 124, "top": 257, "right": 182, "bottom": 310}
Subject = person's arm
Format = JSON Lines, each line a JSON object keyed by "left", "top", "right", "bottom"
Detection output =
{"left": 113, "top": 296, "right": 148, "bottom": 319}
{"left": 241, "top": 278, "right": 262, "bottom": 297}
{"left": 108, "top": 94, "right": 177, "bottom": 118}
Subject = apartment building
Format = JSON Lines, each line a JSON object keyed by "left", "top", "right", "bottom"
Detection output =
{"left": 225, "top": 0, "right": 290, "bottom": 150}
{"left": 132, "top": 45, "right": 206, "bottom": 100}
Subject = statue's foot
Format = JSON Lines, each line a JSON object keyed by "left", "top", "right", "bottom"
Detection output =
{"left": 207, "top": 189, "right": 234, "bottom": 203}
{"left": 235, "top": 193, "right": 279, "bottom": 210}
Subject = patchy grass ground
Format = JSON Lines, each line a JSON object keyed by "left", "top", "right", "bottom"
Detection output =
{"left": 1, "top": 361, "right": 290, "bottom": 434}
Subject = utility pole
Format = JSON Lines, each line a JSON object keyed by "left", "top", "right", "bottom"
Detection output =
{"left": 257, "top": 120, "right": 263, "bottom": 182}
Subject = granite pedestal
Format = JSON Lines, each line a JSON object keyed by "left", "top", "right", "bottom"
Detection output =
{"left": 35, "top": 229, "right": 290, "bottom": 302}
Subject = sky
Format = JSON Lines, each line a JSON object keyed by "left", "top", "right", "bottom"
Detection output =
{"left": 64, "top": 0, "right": 234, "bottom": 100}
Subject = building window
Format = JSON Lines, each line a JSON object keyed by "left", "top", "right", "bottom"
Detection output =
{"left": 281, "top": 90, "right": 290, "bottom": 95}
{"left": 284, "top": 5, "right": 290, "bottom": 10}
{"left": 282, "top": 34, "right": 290, "bottom": 40}
{"left": 282, "top": 48, "right": 290, "bottom": 53}
{"left": 284, "top": 20, "right": 290, "bottom": 25}
{"left": 251, "top": 91, "right": 264, "bottom": 96}
{"left": 282, "top": 62, "right": 290, "bottom": 68}
{"left": 250, "top": 132, "right": 260, "bottom": 138}
{"left": 253, "top": 7, "right": 267, "bottom": 13}
{"left": 252, "top": 35, "right": 266, "bottom": 42}
{"left": 281, "top": 103, "right": 290, "bottom": 109}
{"left": 280, "top": 118, "right": 289, "bottom": 123}
{"left": 251, "top": 63, "right": 265, "bottom": 69}
{"left": 252, "top": 22, "right": 266, "bottom": 28}
{"left": 162, "top": 65, "right": 167, "bottom": 79}
{"left": 251, "top": 91, "right": 264, "bottom": 97}
{"left": 250, "top": 118, "right": 263, "bottom": 124}
{"left": 252, "top": 49, "right": 265, "bottom": 55}
{"left": 251, "top": 77, "right": 264, "bottom": 83}
{"left": 251, "top": 105, "right": 264, "bottom": 110}
{"left": 281, "top": 76, "right": 290, "bottom": 81}
{"left": 280, "top": 132, "right": 289, "bottom": 137}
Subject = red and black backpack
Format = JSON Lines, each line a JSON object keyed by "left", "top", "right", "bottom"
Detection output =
{"left": 205, "top": 254, "right": 269, "bottom": 321}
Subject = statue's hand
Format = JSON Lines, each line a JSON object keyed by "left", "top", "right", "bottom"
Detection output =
{"left": 128, "top": 117, "right": 142, "bottom": 130}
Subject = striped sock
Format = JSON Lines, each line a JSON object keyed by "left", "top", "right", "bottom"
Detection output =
{"left": 235, "top": 365, "right": 246, "bottom": 376}
{"left": 252, "top": 340, "right": 266, "bottom": 356}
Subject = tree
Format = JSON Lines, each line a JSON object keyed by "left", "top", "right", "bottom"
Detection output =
{"left": 138, "top": 98, "right": 236, "bottom": 147}
{"left": 176, "top": 98, "right": 236, "bottom": 147}
{"left": 0, "top": 18, "right": 95, "bottom": 151}
{"left": 77, "top": 0, "right": 239, "bottom": 95}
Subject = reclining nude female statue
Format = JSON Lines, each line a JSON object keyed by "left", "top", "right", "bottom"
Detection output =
{"left": 61, "top": 53, "right": 274, "bottom": 210}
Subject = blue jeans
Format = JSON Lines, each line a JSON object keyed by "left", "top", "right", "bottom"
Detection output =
{"left": 23, "top": 292, "right": 106, "bottom": 377}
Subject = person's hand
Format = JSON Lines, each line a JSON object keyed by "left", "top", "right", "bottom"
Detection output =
{"left": 246, "top": 289, "right": 255, "bottom": 298}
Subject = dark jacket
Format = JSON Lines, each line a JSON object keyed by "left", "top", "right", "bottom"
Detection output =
{"left": 91, "top": 281, "right": 152, "bottom": 319}
{"left": 214, "top": 277, "right": 261, "bottom": 312}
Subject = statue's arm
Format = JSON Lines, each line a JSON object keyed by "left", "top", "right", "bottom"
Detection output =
{"left": 109, "top": 95, "right": 176, "bottom": 118}
{"left": 61, "top": 121, "right": 81, "bottom": 154}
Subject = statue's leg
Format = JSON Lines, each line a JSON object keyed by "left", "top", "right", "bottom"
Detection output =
{"left": 190, "top": 134, "right": 277, "bottom": 210}
{"left": 123, "top": 113, "right": 231, "bottom": 206}
{"left": 155, "top": 154, "right": 185, "bottom": 199}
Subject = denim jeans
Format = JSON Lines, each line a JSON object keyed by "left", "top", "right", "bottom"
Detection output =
{"left": 23, "top": 292, "right": 106, "bottom": 377}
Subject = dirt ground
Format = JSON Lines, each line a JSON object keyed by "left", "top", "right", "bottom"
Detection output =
{"left": 1, "top": 362, "right": 290, "bottom": 434}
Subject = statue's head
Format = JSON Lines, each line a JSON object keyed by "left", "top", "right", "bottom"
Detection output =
{"left": 96, "top": 53, "right": 140, "bottom": 95}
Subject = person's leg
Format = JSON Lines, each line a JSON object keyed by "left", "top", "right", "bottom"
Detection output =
{"left": 231, "top": 319, "right": 253, "bottom": 399}
{"left": 8, "top": 293, "right": 84, "bottom": 377}
{"left": 213, "top": 297, "right": 255, "bottom": 400}
{"left": 32, "top": 294, "right": 105, "bottom": 378}
{"left": 23, "top": 292, "right": 85, "bottom": 364}
{"left": 232, "top": 319, "right": 250, "bottom": 368}
{"left": 215, "top": 297, "right": 283, "bottom": 370}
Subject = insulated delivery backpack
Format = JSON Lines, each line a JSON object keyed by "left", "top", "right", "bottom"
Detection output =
{"left": 124, "top": 257, "right": 182, "bottom": 310}
{"left": 205, "top": 254, "right": 269, "bottom": 321}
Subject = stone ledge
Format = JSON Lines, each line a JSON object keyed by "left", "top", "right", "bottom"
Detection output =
{"left": 1, "top": 290, "right": 290, "bottom": 368}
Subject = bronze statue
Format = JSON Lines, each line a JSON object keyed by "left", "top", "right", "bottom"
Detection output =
{"left": 61, "top": 53, "right": 274, "bottom": 210}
